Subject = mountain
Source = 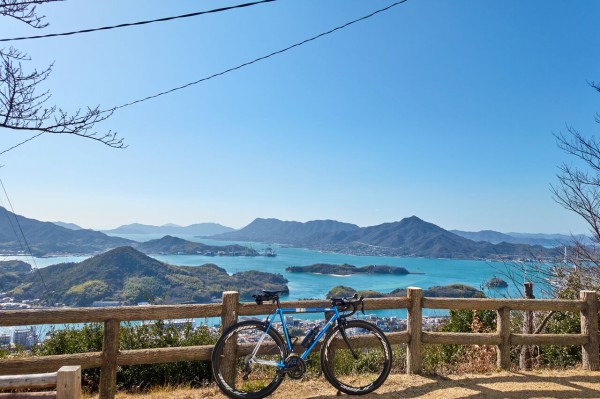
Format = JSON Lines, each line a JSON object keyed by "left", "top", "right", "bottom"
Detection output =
{"left": 451, "top": 230, "right": 592, "bottom": 247}
{"left": 1, "top": 246, "right": 288, "bottom": 306}
{"left": 0, "top": 207, "right": 134, "bottom": 256}
{"left": 211, "top": 218, "right": 360, "bottom": 245}
{"left": 103, "top": 222, "right": 235, "bottom": 236}
{"left": 52, "top": 222, "right": 83, "bottom": 230}
{"left": 134, "top": 235, "right": 259, "bottom": 256}
{"left": 214, "top": 216, "right": 559, "bottom": 260}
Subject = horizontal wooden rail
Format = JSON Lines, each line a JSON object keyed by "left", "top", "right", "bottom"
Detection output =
{"left": 423, "top": 297, "right": 584, "bottom": 312}
{"left": 0, "top": 365, "right": 80, "bottom": 399}
{"left": 422, "top": 332, "right": 501, "bottom": 346}
{"left": 0, "top": 372, "right": 57, "bottom": 390}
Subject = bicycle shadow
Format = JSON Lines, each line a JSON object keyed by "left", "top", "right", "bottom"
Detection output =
{"left": 304, "top": 372, "right": 600, "bottom": 399}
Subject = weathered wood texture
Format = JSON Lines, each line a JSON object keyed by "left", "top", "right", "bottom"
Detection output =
{"left": 56, "top": 366, "right": 81, "bottom": 399}
{"left": 0, "top": 366, "right": 80, "bottom": 399}
{"left": 423, "top": 297, "right": 584, "bottom": 312}
{"left": 0, "top": 354, "right": 101, "bottom": 376}
{"left": 406, "top": 287, "right": 423, "bottom": 374}
{"left": 497, "top": 307, "right": 511, "bottom": 369}
{"left": 0, "top": 373, "right": 57, "bottom": 390}
{"left": 581, "top": 290, "right": 600, "bottom": 371}
{"left": 219, "top": 291, "right": 239, "bottom": 387}
{"left": 99, "top": 320, "right": 119, "bottom": 399}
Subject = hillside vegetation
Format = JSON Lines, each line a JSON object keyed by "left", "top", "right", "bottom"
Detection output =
{"left": 0, "top": 246, "right": 288, "bottom": 306}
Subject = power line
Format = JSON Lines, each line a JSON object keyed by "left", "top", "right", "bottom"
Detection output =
{"left": 0, "top": 177, "right": 51, "bottom": 304}
{"left": 0, "top": 0, "right": 276, "bottom": 42}
{"left": 0, "top": 132, "right": 44, "bottom": 157}
{"left": 108, "top": 0, "right": 408, "bottom": 111}
{"left": 0, "top": 1, "right": 408, "bottom": 156}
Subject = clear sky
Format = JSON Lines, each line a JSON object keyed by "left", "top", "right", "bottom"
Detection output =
{"left": 0, "top": 0, "right": 599, "bottom": 234}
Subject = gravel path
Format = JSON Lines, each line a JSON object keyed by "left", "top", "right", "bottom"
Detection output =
{"left": 109, "top": 370, "right": 600, "bottom": 399}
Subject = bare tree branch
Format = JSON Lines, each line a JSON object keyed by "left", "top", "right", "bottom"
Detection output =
{"left": 0, "top": 2, "right": 124, "bottom": 150}
{"left": 0, "top": 47, "right": 124, "bottom": 148}
{"left": 0, "top": 0, "right": 63, "bottom": 28}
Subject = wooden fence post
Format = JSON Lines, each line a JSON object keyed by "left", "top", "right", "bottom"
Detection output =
{"left": 406, "top": 287, "right": 423, "bottom": 374}
{"left": 57, "top": 365, "right": 81, "bottom": 399}
{"left": 519, "top": 282, "right": 534, "bottom": 370}
{"left": 220, "top": 291, "right": 240, "bottom": 387}
{"left": 580, "top": 290, "right": 599, "bottom": 370}
{"left": 99, "top": 319, "right": 120, "bottom": 399}
{"left": 496, "top": 306, "right": 511, "bottom": 370}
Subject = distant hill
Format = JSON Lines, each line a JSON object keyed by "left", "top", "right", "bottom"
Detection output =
{"left": 0, "top": 207, "right": 134, "bottom": 256}
{"left": 211, "top": 218, "right": 360, "bottom": 245}
{"left": 103, "top": 222, "right": 235, "bottom": 236}
{"left": 1, "top": 246, "right": 288, "bottom": 306}
{"left": 52, "top": 222, "right": 83, "bottom": 230}
{"left": 214, "top": 216, "right": 559, "bottom": 260}
{"left": 135, "top": 235, "right": 259, "bottom": 256}
{"left": 451, "top": 230, "right": 591, "bottom": 247}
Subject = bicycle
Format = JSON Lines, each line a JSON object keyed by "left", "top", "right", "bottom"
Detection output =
{"left": 211, "top": 290, "right": 392, "bottom": 399}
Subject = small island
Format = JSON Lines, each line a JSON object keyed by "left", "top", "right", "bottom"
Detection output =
{"left": 486, "top": 276, "right": 509, "bottom": 289}
{"left": 286, "top": 263, "right": 412, "bottom": 275}
{"left": 326, "top": 284, "right": 485, "bottom": 299}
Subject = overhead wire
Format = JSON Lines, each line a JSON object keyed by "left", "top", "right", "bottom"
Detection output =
{"left": 0, "top": 0, "right": 276, "bottom": 42}
{"left": 0, "top": 0, "right": 408, "bottom": 156}
{"left": 108, "top": 0, "right": 408, "bottom": 112}
{"left": 0, "top": 177, "right": 51, "bottom": 304}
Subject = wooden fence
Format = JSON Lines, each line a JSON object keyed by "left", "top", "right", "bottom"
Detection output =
{"left": 0, "top": 288, "right": 598, "bottom": 399}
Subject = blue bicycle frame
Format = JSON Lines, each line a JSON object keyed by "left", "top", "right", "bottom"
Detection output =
{"left": 250, "top": 305, "right": 342, "bottom": 368}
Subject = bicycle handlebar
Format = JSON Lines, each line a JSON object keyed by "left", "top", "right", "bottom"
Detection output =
{"left": 252, "top": 291, "right": 365, "bottom": 317}
{"left": 330, "top": 293, "right": 365, "bottom": 317}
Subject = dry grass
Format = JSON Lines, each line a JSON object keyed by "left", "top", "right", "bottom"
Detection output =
{"left": 84, "top": 370, "right": 600, "bottom": 399}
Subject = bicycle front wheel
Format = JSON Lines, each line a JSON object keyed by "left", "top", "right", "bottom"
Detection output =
{"left": 321, "top": 320, "right": 392, "bottom": 395}
{"left": 211, "top": 320, "right": 288, "bottom": 399}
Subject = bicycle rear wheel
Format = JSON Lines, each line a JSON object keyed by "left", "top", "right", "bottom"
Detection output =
{"left": 211, "top": 320, "right": 288, "bottom": 399}
{"left": 321, "top": 320, "right": 392, "bottom": 395}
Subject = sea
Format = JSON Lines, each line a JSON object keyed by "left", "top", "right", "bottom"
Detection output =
{"left": 0, "top": 234, "right": 533, "bottom": 338}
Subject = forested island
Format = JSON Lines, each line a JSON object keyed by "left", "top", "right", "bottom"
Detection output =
{"left": 286, "top": 263, "right": 412, "bottom": 275}
{"left": 0, "top": 247, "right": 288, "bottom": 306}
{"left": 326, "top": 284, "right": 484, "bottom": 299}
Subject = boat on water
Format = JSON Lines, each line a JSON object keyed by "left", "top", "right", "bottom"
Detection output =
{"left": 261, "top": 247, "right": 277, "bottom": 257}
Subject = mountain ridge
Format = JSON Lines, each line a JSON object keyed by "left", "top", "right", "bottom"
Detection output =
{"left": 102, "top": 222, "right": 234, "bottom": 236}
{"left": 213, "top": 216, "right": 560, "bottom": 260}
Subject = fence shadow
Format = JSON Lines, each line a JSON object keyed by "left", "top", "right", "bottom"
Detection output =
{"left": 303, "top": 371, "right": 600, "bottom": 399}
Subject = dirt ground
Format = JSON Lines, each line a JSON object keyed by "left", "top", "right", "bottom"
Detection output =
{"left": 106, "top": 370, "right": 600, "bottom": 399}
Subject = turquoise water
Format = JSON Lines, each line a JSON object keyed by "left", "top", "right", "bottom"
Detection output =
{"left": 1, "top": 234, "right": 517, "bottom": 336}
{"left": 2, "top": 234, "right": 510, "bottom": 301}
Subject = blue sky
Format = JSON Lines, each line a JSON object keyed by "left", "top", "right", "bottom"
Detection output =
{"left": 0, "top": 0, "right": 599, "bottom": 234}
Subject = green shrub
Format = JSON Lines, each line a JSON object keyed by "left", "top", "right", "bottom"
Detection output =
{"left": 33, "top": 321, "right": 217, "bottom": 392}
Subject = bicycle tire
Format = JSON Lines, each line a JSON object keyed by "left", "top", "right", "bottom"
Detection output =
{"left": 320, "top": 320, "right": 392, "bottom": 395}
{"left": 211, "top": 320, "right": 288, "bottom": 399}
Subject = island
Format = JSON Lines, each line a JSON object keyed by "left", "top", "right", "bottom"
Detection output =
{"left": 286, "top": 263, "right": 412, "bottom": 275}
{"left": 0, "top": 247, "right": 288, "bottom": 306}
{"left": 326, "top": 284, "right": 484, "bottom": 299}
{"left": 486, "top": 276, "right": 509, "bottom": 289}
